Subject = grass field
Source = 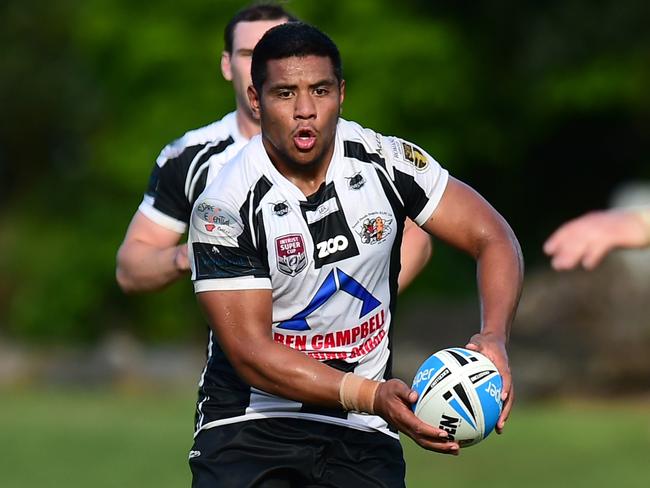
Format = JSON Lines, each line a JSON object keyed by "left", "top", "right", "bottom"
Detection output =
{"left": 1, "top": 387, "right": 649, "bottom": 487}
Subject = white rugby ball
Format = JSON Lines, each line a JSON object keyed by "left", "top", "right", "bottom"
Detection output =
{"left": 411, "top": 347, "right": 502, "bottom": 447}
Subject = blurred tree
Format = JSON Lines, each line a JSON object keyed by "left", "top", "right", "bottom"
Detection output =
{"left": 1, "top": 0, "right": 649, "bottom": 342}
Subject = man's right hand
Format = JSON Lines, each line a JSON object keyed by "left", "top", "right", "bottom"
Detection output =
{"left": 174, "top": 243, "right": 190, "bottom": 271}
{"left": 116, "top": 211, "right": 187, "bottom": 293}
{"left": 373, "top": 379, "right": 460, "bottom": 455}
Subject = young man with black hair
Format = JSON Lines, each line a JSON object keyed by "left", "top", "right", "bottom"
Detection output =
{"left": 188, "top": 22, "right": 523, "bottom": 488}
{"left": 116, "top": 6, "right": 433, "bottom": 485}
{"left": 116, "top": 3, "right": 432, "bottom": 295}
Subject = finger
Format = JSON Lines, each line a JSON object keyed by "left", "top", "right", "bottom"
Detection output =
{"left": 551, "top": 249, "right": 582, "bottom": 271}
{"left": 581, "top": 243, "right": 611, "bottom": 270}
{"left": 496, "top": 385, "right": 514, "bottom": 434}
{"left": 500, "top": 370, "right": 512, "bottom": 402}
{"left": 407, "top": 389, "right": 418, "bottom": 404}
{"left": 418, "top": 440, "right": 460, "bottom": 455}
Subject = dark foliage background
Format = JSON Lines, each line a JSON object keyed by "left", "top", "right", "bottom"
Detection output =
{"left": 1, "top": 0, "right": 649, "bottom": 342}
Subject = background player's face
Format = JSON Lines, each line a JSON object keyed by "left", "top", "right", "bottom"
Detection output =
{"left": 221, "top": 19, "right": 288, "bottom": 119}
{"left": 250, "top": 55, "right": 345, "bottom": 173}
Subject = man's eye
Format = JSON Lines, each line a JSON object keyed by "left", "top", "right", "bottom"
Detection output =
{"left": 277, "top": 91, "right": 293, "bottom": 98}
{"left": 314, "top": 88, "right": 329, "bottom": 96}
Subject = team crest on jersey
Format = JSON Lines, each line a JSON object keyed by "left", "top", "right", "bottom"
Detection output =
{"left": 355, "top": 213, "right": 393, "bottom": 245}
{"left": 346, "top": 172, "right": 366, "bottom": 190}
{"left": 401, "top": 142, "right": 429, "bottom": 171}
{"left": 194, "top": 200, "right": 243, "bottom": 238}
{"left": 275, "top": 234, "right": 308, "bottom": 276}
{"left": 271, "top": 200, "right": 290, "bottom": 217}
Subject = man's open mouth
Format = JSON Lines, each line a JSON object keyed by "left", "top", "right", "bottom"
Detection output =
{"left": 293, "top": 128, "right": 317, "bottom": 151}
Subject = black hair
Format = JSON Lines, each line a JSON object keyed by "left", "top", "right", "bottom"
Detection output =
{"left": 251, "top": 22, "right": 343, "bottom": 92}
{"left": 224, "top": 3, "right": 298, "bottom": 54}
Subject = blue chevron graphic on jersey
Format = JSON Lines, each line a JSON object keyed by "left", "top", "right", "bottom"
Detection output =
{"left": 278, "top": 268, "right": 381, "bottom": 331}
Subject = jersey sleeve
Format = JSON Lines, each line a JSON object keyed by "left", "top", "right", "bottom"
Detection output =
{"left": 383, "top": 136, "right": 449, "bottom": 226}
{"left": 189, "top": 197, "right": 271, "bottom": 293}
{"left": 137, "top": 143, "right": 203, "bottom": 234}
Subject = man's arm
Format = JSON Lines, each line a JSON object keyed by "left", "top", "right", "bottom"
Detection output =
{"left": 116, "top": 212, "right": 189, "bottom": 293}
{"left": 421, "top": 176, "right": 523, "bottom": 434}
{"left": 543, "top": 208, "right": 650, "bottom": 271}
{"left": 397, "top": 219, "right": 432, "bottom": 293}
{"left": 196, "top": 288, "right": 459, "bottom": 454}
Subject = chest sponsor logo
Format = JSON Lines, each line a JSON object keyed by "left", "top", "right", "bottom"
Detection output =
{"left": 194, "top": 200, "right": 243, "bottom": 238}
{"left": 355, "top": 213, "right": 393, "bottom": 245}
{"left": 316, "top": 235, "right": 349, "bottom": 259}
{"left": 305, "top": 197, "right": 339, "bottom": 224}
{"left": 346, "top": 172, "right": 366, "bottom": 190}
{"left": 274, "top": 308, "right": 386, "bottom": 361}
{"left": 277, "top": 267, "right": 381, "bottom": 331}
{"left": 275, "top": 234, "right": 308, "bottom": 276}
{"left": 271, "top": 200, "right": 290, "bottom": 217}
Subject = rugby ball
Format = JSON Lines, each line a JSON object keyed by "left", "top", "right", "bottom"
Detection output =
{"left": 411, "top": 347, "right": 502, "bottom": 447}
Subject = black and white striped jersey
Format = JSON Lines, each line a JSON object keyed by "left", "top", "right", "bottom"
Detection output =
{"left": 138, "top": 111, "right": 247, "bottom": 233}
{"left": 188, "top": 118, "right": 449, "bottom": 438}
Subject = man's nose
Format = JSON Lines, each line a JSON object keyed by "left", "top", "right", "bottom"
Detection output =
{"left": 294, "top": 91, "right": 316, "bottom": 119}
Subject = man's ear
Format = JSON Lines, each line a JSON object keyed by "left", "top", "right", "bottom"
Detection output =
{"left": 221, "top": 51, "right": 233, "bottom": 81}
{"left": 247, "top": 85, "right": 261, "bottom": 121}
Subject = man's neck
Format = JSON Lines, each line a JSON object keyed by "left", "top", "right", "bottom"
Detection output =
{"left": 235, "top": 109, "right": 261, "bottom": 140}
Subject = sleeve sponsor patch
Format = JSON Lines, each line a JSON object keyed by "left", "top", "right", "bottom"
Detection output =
{"left": 389, "top": 137, "right": 430, "bottom": 172}
{"left": 192, "top": 199, "right": 243, "bottom": 243}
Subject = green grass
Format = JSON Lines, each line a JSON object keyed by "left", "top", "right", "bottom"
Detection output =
{"left": 1, "top": 388, "right": 649, "bottom": 487}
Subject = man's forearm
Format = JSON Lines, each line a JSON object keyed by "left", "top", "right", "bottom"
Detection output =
{"left": 116, "top": 241, "right": 188, "bottom": 293}
{"left": 476, "top": 233, "right": 523, "bottom": 339}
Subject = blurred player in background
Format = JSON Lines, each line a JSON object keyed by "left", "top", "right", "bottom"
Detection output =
{"left": 544, "top": 207, "right": 650, "bottom": 270}
{"left": 116, "top": 3, "right": 432, "bottom": 294}
{"left": 187, "top": 22, "right": 523, "bottom": 487}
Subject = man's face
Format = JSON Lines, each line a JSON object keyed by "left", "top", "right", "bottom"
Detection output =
{"left": 221, "top": 19, "right": 287, "bottom": 118}
{"left": 248, "top": 55, "right": 345, "bottom": 172}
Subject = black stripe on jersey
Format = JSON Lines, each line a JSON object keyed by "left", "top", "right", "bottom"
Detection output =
{"left": 192, "top": 243, "right": 268, "bottom": 279}
{"left": 145, "top": 163, "right": 161, "bottom": 196}
{"left": 149, "top": 143, "right": 205, "bottom": 222}
{"left": 343, "top": 140, "right": 386, "bottom": 170}
{"left": 150, "top": 137, "right": 235, "bottom": 224}
{"left": 189, "top": 165, "right": 209, "bottom": 208}
{"left": 370, "top": 168, "right": 406, "bottom": 382}
{"left": 344, "top": 140, "right": 406, "bottom": 382}
{"left": 239, "top": 176, "right": 273, "bottom": 273}
{"left": 299, "top": 182, "right": 360, "bottom": 268}
{"left": 392, "top": 168, "right": 430, "bottom": 221}
{"left": 187, "top": 137, "right": 235, "bottom": 206}
{"left": 195, "top": 338, "right": 252, "bottom": 430}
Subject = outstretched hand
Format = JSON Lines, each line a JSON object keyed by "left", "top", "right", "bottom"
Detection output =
{"left": 374, "top": 379, "right": 460, "bottom": 455}
{"left": 543, "top": 209, "right": 650, "bottom": 271}
{"left": 465, "top": 334, "right": 512, "bottom": 434}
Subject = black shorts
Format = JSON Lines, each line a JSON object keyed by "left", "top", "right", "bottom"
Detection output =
{"left": 189, "top": 417, "right": 406, "bottom": 488}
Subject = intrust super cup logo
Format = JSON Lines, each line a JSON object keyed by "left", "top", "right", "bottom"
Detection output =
{"left": 275, "top": 234, "right": 308, "bottom": 277}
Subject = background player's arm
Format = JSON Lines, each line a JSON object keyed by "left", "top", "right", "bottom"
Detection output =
{"left": 421, "top": 176, "right": 523, "bottom": 433}
{"left": 116, "top": 211, "right": 189, "bottom": 293}
{"left": 543, "top": 208, "right": 650, "bottom": 271}
{"left": 196, "top": 288, "right": 459, "bottom": 454}
{"left": 397, "top": 218, "right": 432, "bottom": 293}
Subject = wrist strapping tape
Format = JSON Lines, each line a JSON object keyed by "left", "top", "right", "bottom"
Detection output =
{"left": 339, "top": 372, "right": 379, "bottom": 414}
